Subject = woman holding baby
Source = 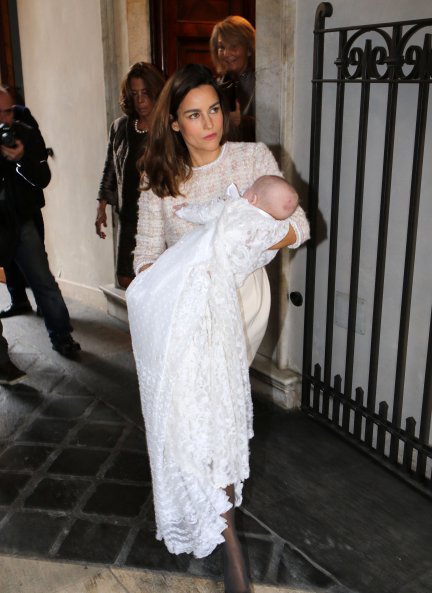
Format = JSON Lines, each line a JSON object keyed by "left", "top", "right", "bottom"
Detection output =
{"left": 129, "top": 64, "right": 309, "bottom": 593}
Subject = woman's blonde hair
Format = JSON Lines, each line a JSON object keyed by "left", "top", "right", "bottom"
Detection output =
{"left": 139, "top": 64, "right": 229, "bottom": 198}
{"left": 210, "top": 15, "right": 256, "bottom": 75}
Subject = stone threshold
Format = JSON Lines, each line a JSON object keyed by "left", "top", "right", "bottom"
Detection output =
{"left": 0, "top": 554, "right": 298, "bottom": 593}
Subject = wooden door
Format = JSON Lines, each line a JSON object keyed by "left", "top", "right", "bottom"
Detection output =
{"left": 0, "top": 0, "right": 15, "bottom": 87}
{"left": 149, "top": 0, "right": 255, "bottom": 77}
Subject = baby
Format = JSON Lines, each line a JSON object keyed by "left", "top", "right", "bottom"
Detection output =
{"left": 173, "top": 174, "right": 299, "bottom": 222}
{"left": 242, "top": 174, "right": 299, "bottom": 220}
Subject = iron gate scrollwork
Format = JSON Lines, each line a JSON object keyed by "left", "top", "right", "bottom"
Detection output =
{"left": 302, "top": 3, "right": 432, "bottom": 493}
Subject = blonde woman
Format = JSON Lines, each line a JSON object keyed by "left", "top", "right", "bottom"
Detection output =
{"left": 210, "top": 15, "right": 256, "bottom": 142}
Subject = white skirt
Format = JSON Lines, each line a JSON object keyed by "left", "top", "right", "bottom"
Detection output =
{"left": 238, "top": 267, "right": 271, "bottom": 364}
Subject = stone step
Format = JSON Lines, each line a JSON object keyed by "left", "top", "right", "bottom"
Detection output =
{"left": 0, "top": 554, "right": 299, "bottom": 593}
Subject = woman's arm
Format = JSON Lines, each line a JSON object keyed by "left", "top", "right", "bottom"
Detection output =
{"left": 269, "top": 206, "right": 310, "bottom": 250}
{"left": 95, "top": 199, "right": 108, "bottom": 239}
{"left": 133, "top": 188, "right": 166, "bottom": 275}
{"left": 269, "top": 224, "right": 298, "bottom": 250}
{"left": 98, "top": 121, "right": 119, "bottom": 206}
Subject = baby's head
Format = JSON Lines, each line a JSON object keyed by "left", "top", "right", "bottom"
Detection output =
{"left": 243, "top": 175, "right": 298, "bottom": 220}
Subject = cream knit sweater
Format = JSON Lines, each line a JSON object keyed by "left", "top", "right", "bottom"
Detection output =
{"left": 133, "top": 142, "right": 309, "bottom": 274}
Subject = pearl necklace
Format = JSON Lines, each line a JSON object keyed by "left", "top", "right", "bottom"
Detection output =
{"left": 134, "top": 119, "right": 148, "bottom": 134}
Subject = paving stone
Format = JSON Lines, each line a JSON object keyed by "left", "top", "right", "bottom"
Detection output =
{"left": 237, "top": 509, "right": 272, "bottom": 535}
{"left": 56, "top": 518, "right": 129, "bottom": 563}
{"left": 0, "top": 511, "right": 67, "bottom": 554}
{"left": 17, "top": 418, "right": 75, "bottom": 444}
{"left": 86, "top": 401, "right": 126, "bottom": 423}
{"left": 0, "top": 390, "right": 44, "bottom": 440}
{"left": 22, "top": 370, "right": 64, "bottom": 393}
{"left": 47, "top": 448, "right": 109, "bottom": 477}
{"left": 189, "top": 545, "right": 223, "bottom": 578}
{"left": 126, "top": 527, "right": 191, "bottom": 572}
{"left": 104, "top": 450, "right": 151, "bottom": 482}
{"left": 242, "top": 535, "right": 276, "bottom": 583}
{"left": 69, "top": 423, "right": 124, "bottom": 448}
{"left": 0, "top": 472, "right": 31, "bottom": 504}
{"left": 278, "top": 544, "right": 338, "bottom": 590}
{"left": 83, "top": 482, "right": 150, "bottom": 517}
{"left": 41, "top": 396, "right": 93, "bottom": 419}
{"left": 53, "top": 375, "right": 95, "bottom": 397}
{"left": 0, "top": 444, "right": 54, "bottom": 471}
{"left": 122, "top": 427, "right": 147, "bottom": 452}
{"left": 23, "top": 477, "right": 91, "bottom": 511}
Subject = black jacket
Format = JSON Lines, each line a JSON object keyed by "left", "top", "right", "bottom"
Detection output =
{"left": 98, "top": 115, "right": 129, "bottom": 211}
{"left": 0, "top": 121, "right": 51, "bottom": 222}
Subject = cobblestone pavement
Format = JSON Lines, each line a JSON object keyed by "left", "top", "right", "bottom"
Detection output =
{"left": 0, "top": 287, "right": 431, "bottom": 593}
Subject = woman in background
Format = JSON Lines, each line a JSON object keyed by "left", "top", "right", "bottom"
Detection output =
{"left": 210, "top": 15, "right": 256, "bottom": 142}
{"left": 96, "top": 62, "right": 165, "bottom": 288}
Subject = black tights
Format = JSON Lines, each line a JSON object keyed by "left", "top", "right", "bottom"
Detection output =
{"left": 221, "top": 485, "right": 250, "bottom": 593}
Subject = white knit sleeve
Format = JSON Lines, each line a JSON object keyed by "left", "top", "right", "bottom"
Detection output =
{"left": 286, "top": 205, "right": 311, "bottom": 249}
{"left": 133, "top": 189, "right": 166, "bottom": 275}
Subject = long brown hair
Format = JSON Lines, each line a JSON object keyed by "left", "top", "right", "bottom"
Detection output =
{"left": 139, "top": 64, "right": 229, "bottom": 198}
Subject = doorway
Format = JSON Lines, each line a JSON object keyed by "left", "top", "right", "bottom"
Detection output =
{"left": 149, "top": 0, "right": 255, "bottom": 77}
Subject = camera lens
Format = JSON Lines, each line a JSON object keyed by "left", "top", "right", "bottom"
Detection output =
{"left": 0, "top": 123, "right": 16, "bottom": 148}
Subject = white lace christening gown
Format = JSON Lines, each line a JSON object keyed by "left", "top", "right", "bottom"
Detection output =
{"left": 126, "top": 186, "right": 290, "bottom": 558}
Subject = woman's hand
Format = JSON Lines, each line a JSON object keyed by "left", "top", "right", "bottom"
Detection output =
{"left": 172, "top": 203, "right": 187, "bottom": 212}
{"left": 269, "top": 224, "right": 297, "bottom": 250}
{"left": 95, "top": 200, "right": 108, "bottom": 238}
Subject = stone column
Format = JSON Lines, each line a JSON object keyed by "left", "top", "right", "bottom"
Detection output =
{"left": 252, "top": 0, "right": 301, "bottom": 408}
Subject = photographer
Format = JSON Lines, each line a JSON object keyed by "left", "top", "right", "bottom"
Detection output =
{"left": 0, "top": 97, "right": 46, "bottom": 318}
{"left": 0, "top": 86, "right": 80, "bottom": 356}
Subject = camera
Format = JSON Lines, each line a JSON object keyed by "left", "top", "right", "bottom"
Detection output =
{"left": 0, "top": 123, "right": 17, "bottom": 148}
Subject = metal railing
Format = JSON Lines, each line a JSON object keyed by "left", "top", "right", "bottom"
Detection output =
{"left": 302, "top": 3, "right": 432, "bottom": 494}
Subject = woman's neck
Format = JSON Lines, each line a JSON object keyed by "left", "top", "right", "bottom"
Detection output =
{"left": 190, "top": 145, "right": 222, "bottom": 168}
{"left": 137, "top": 115, "right": 151, "bottom": 130}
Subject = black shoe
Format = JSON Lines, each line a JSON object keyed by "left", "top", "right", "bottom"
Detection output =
{"left": 0, "top": 359, "right": 27, "bottom": 385}
{"left": 51, "top": 335, "right": 81, "bottom": 357}
{"left": 0, "top": 302, "right": 33, "bottom": 318}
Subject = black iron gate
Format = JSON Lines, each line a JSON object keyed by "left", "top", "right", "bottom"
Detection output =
{"left": 302, "top": 3, "right": 432, "bottom": 494}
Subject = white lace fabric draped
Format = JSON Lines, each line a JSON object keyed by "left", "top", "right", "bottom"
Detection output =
{"left": 127, "top": 194, "right": 290, "bottom": 557}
